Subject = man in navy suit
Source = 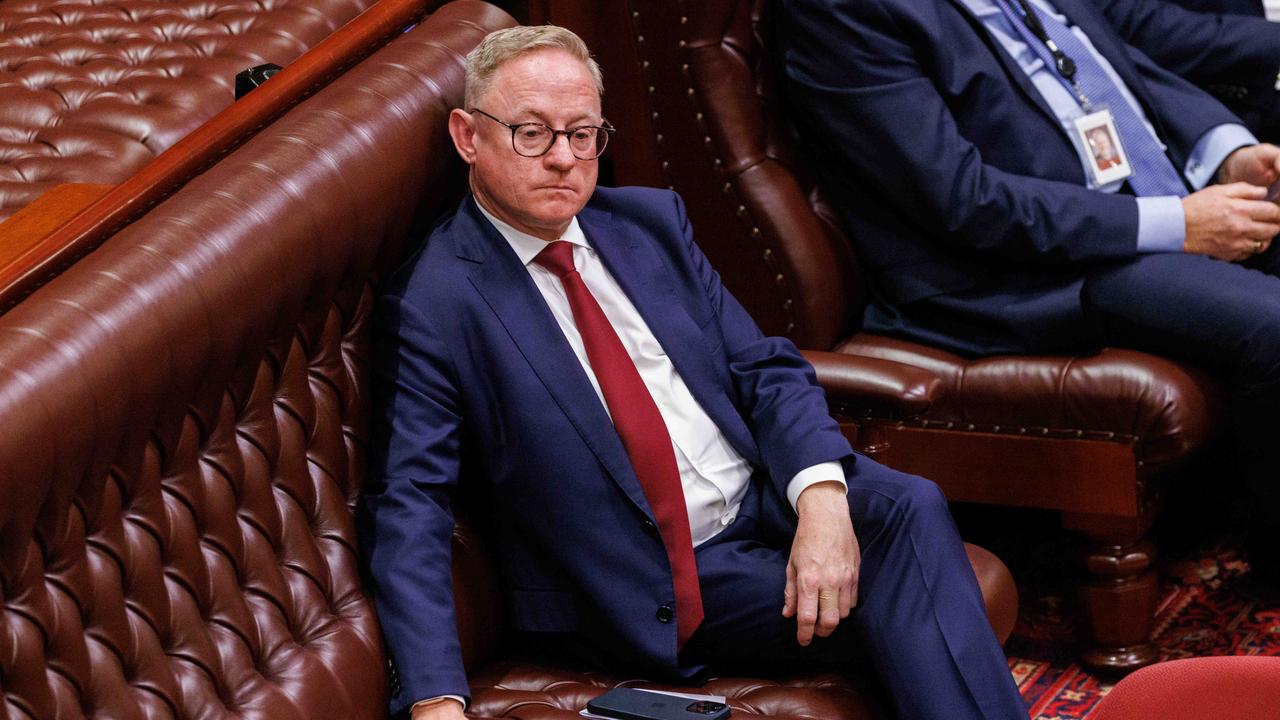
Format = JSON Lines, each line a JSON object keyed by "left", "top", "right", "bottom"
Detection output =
{"left": 363, "top": 24, "right": 1028, "bottom": 720}
{"left": 1090, "top": 0, "right": 1280, "bottom": 141}
{"left": 780, "top": 0, "right": 1280, "bottom": 580}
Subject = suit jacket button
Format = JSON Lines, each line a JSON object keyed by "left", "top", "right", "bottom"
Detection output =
{"left": 656, "top": 604, "right": 674, "bottom": 623}
{"left": 643, "top": 519, "right": 657, "bottom": 531}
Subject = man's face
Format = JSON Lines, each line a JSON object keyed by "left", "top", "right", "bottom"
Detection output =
{"left": 450, "top": 48, "right": 601, "bottom": 241}
{"left": 1091, "top": 129, "right": 1114, "bottom": 158}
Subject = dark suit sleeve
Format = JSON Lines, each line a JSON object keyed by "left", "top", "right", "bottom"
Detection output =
{"left": 782, "top": 0, "right": 1144, "bottom": 265}
{"left": 364, "top": 290, "right": 468, "bottom": 714}
{"left": 1094, "top": 0, "right": 1280, "bottom": 93}
{"left": 667, "top": 191, "right": 855, "bottom": 500}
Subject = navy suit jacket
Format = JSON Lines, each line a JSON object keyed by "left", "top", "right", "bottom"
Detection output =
{"left": 1093, "top": 0, "right": 1280, "bottom": 128}
{"left": 363, "top": 186, "right": 854, "bottom": 715}
{"left": 780, "top": 0, "right": 1243, "bottom": 354}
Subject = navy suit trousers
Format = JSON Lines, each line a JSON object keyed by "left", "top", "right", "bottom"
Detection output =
{"left": 1080, "top": 249, "right": 1280, "bottom": 558}
{"left": 684, "top": 458, "right": 1028, "bottom": 720}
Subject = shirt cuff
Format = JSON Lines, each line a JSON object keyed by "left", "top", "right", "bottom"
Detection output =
{"left": 1184, "top": 123, "right": 1258, "bottom": 190}
{"left": 1135, "top": 196, "right": 1186, "bottom": 253}
{"left": 786, "top": 461, "right": 847, "bottom": 512}
{"left": 411, "top": 696, "right": 466, "bottom": 713}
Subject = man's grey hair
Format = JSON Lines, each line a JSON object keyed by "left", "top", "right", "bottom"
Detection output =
{"left": 464, "top": 25, "right": 604, "bottom": 109}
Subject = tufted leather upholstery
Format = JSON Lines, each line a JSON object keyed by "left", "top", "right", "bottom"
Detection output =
{"left": 0, "top": 0, "right": 376, "bottom": 224}
{"left": 0, "top": 3, "right": 511, "bottom": 717}
{"left": 532, "top": 0, "right": 1229, "bottom": 669}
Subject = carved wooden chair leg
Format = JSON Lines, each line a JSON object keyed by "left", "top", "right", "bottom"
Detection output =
{"left": 1067, "top": 512, "right": 1161, "bottom": 673}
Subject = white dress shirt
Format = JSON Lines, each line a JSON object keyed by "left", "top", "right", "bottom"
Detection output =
{"left": 475, "top": 201, "right": 845, "bottom": 547}
{"left": 1265, "top": 0, "right": 1280, "bottom": 22}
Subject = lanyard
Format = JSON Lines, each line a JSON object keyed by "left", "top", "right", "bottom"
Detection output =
{"left": 1006, "top": 0, "right": 1093, "bottom": 109}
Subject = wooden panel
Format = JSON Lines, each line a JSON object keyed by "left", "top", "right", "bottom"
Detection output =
{"left": 0, "top": 184, "right": 112, "bottom": 274}
{"left": 860, "top": 423, "right": 1140, "bottom": 516}
{"left": 0, "top": 0, "right": 436, "bottom": 313}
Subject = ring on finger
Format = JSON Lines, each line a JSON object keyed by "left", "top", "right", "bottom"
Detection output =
{"left": 1256, "top": 240, "right": 1265, "bottom": 253}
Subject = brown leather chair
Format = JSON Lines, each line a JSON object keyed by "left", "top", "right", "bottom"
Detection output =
{"left": 0, "top": 2, "right": 1016, "bottom": 719}
{"left": 530, "top": 0, "right": 1228, "bottom": 670}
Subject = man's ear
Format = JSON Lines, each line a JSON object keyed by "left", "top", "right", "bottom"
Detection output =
{"left": 448, "top": 108, "right": 477, "bottom": 164}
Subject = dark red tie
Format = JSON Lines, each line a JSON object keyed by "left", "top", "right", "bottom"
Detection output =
{"left": 534, "top": 241, "right": 704, "bottom": 648}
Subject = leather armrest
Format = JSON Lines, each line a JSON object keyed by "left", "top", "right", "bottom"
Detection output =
{"left": 801, "top": 350, "right": 944, "bottom": 418}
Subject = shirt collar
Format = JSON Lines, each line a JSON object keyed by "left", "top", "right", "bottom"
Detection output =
{"left": 474, "top": 197, "right": 590, "bottom": 266}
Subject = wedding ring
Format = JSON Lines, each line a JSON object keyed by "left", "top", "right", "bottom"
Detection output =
{"left": 1256, "top": 240, "right": 1266, "bottom": 253}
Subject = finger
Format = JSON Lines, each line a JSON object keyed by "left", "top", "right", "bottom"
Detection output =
{"left": 1238, "top": 199, "right": 1280, "bottom": 223}
{"left": 782, "top": 563, "right": 797, "bottom": 617}
{"left": 1225, "top": 182, "right": 1270, "bottom": 199}
{"left": 1245, "top": 222, "right": 1280, "bottom": 242}
{"left": 849, "top": 562, "right": 860, "bottom": 610}
{"left": 815, "top": 590, "right": 841, "bottom": 638}
{"left": 838, "top": 583, "right": 853, "bottom": 619}
{"left": 795, "top": 580, "right": 818, "bottom": 646}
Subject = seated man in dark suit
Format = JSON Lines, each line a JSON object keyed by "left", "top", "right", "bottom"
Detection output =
{"left": 363, "top": 23, "right": 1029, "bottom": 720}
{"left": 1090, "top": 0, "right": 1280, "bottom": 141}
{"left": 780, "top": 0, "right": 1280, "bottom": 582}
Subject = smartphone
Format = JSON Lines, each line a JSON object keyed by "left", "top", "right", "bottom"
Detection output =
{"left": 586, "top": 687, "right": 731, "bottom": 720}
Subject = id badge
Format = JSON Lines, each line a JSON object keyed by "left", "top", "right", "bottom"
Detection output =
{"left": 1072, "top": 109, "right": 1132, "bottom": 187}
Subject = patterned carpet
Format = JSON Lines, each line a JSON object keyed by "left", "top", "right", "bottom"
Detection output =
{"left": 986, "top": 515, "right": 1280, "bottom": 719}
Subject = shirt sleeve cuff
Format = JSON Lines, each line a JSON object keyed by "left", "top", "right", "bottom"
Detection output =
{"left": 1184, "top": 123, "right": 1258, "bottom": 190}
{"left": 1135, "top": 196, "right": 1186, "bottom": 253}
{"left": 411, "top": 696, "right": 467, "bottom": 713}
{"left": 786, "top": 461, "right": 847, "bottom": 512}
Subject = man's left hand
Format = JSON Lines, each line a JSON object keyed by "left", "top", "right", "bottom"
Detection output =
{"left": 782, "top": 481, "right": 860, "bottom": 646}
{"left": 1220, "top": 143, "right": 1280, "bottom": 192}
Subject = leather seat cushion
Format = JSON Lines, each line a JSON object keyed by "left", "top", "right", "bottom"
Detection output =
{"left": 465, "top": 544, "right": 1012, "bottom": 720}
{"left": 469, "top": 659, "right": 889, "bottom": 720}
{"left": 839, "top": 334, "right": 1227, "bottom": 467}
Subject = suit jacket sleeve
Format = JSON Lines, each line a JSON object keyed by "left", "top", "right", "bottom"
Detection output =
{"left": 668, "top": 191, "right": 856, "bottom": 498}
{"left": 1094, "top": 0, "right": 1280, "bottom": 99}
{"left": 783, "top": 0, "right": 1154, "bottom": 265}
{"left": 364, "top": 288, "right": 469, "bottom": 714}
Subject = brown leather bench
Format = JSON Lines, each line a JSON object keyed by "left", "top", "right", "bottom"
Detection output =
{"left": 0, "top": 3, "right": 1016, "bottom": 718}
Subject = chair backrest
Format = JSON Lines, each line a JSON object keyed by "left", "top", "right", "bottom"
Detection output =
{"left": 537, "top": 0, "right": 865, "bottom": 350}
{"left": 0, "top": 3, "right": 513, "bottom": 718}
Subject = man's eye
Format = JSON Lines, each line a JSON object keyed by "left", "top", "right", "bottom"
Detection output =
{"left": 571, "top": 129, "right": 594, "bottom": 141}
{"left": 519, "top": 127, "right": 547, "bottom": 139}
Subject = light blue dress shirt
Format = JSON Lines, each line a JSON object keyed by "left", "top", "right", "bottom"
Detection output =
{"left": 960, "top": 0, "right": 1258, "bottom": 252}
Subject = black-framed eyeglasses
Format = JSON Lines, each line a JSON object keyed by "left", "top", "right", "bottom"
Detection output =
{"left": 470, "top": 108, "right": 615, "bottom": 160}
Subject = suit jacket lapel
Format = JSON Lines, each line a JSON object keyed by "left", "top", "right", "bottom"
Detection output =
{"left": 1052, "top": 0, "right": 1173, "bottom": 143}
{"left": 456, "top": 198, "right": 656, "bottom": 519}
{"left": 579, "top": 206, "right": 763, "bottom": 468}
{"left": 946, "top": 0, "right": 1062, "bottom": 131}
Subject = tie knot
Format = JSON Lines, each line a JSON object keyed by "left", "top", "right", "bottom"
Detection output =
{"left": 533, "top": 241, "right": 577, "bottom": 279}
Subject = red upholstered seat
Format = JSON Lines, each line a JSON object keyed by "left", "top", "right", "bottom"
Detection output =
{"left": 1092, "top": 657, "right": 1280, "bottom": 720}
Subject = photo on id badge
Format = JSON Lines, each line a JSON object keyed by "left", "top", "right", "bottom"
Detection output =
{"left": 1073, "top": 109, "right": 1132, "bottom": 187}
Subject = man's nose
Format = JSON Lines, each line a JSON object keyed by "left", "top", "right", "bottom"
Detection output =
{"left": 543, "top": 132, "right": 578, "bottom": 168}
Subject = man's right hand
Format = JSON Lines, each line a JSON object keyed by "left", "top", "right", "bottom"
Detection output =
{"left": 1182, "top": 182, "right": 1280, "bottom": 262}
{"left": 411, "top": 698, "right": 466, "bottom": 720}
